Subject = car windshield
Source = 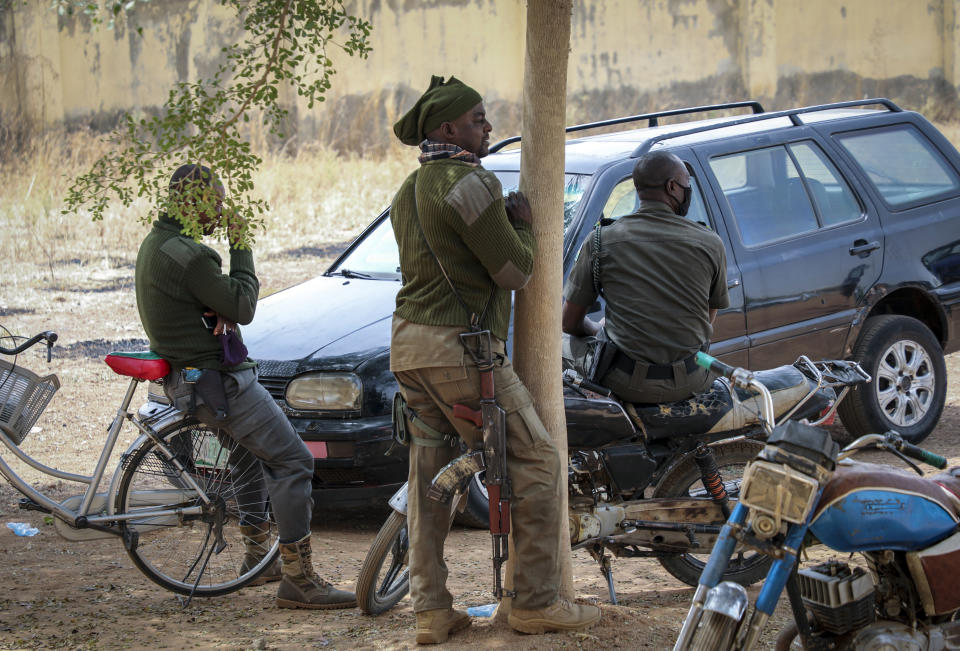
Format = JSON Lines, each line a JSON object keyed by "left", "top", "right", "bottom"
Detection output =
{"left": 329, "top": 171, "right": 591, "bottom": 277}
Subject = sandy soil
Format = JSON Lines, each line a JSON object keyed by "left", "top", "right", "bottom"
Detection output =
{"left": 3, "top": 250, "right": 960, "bottom": 650}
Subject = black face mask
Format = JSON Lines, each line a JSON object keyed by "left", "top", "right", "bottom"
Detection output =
{"left": 677, "top": 183, "right": 692, "bottom": 217}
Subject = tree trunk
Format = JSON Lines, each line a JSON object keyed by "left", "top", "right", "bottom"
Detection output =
{"left": 509, "top": 0, "right": 574, "bottom": 606}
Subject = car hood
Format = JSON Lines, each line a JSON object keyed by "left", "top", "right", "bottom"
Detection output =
{"left": 243, "top": 274, "right": 399, "bottom": 366}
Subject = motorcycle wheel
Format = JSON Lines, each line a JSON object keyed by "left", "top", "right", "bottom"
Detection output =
{"left": 356, "top": 511, "right": 410, "bottom": 615}
{"left": 652, "top": 439, "right": 771, "bottom": 587}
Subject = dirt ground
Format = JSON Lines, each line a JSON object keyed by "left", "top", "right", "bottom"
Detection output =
{"left": 3, "top": 250, "right": 960, "bottom": 650}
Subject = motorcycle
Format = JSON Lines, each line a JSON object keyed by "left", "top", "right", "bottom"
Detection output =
{"left": 356, "top": 355, "right": 870, "bottom": 615}
{"left": 674, "top": 355, "right": 957, "bottom": 651}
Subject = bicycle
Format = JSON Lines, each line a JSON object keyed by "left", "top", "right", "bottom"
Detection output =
{"left": 0, "top": 328, "right": 279, "bottom": 598}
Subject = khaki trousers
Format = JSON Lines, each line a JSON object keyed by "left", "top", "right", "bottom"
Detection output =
{"left": 395, "top": 356, "right": 562, "bottom": 612}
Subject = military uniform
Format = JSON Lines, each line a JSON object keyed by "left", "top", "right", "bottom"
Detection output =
{"left": 390, "top": 157, "right": 562, "bottom": 614}
{"left": 135, "top": 215, "right": 315, "bottom": 542}
{"left": 564, "top": 199, "right": 729, "bottom": 403}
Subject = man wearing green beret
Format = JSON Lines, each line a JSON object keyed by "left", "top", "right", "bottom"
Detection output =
{"left": 389, "top": 76, "right": 601, "bottom": 644}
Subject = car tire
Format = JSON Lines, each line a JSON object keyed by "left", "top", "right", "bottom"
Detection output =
{"left": 837, "top": 315, "right": 946, "bottom": 444}
{"left": 453, "top": 472, "right": 489, "bottom": 529}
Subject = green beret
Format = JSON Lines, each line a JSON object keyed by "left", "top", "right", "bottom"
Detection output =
{"left": 393, "top": 75, "right": 483, "bottom": 146}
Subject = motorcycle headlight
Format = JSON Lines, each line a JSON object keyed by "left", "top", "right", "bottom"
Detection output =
{"left": 285, "top": 373, "right": 362, "bottom": 411}
{"left": 740, "top": 459, "right": 819, "bottom": 530}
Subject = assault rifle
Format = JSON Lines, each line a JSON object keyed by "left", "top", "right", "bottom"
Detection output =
{"left": 426, "top": 329, "right": 514, "bottom": 600}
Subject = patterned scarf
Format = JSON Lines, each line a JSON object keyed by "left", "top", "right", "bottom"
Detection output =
{"left": 418, "top": 140, "right": 481, "bottom": 166}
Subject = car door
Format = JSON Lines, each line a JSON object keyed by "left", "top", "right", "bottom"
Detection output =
{"left": 565, "top": 152, "right": 748, "bottom": 366}
{"left": 696, "top": 129, "right": 884, "bottom": 369}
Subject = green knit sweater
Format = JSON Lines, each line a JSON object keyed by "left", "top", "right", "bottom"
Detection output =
{"left": 135, "top": 216, "right": 258, "bottom": 371}
{"left": 390, "top": 159, "right": 535, "bottom": 341}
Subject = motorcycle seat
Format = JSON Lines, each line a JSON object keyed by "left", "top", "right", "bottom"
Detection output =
{"left": 930, "top": 467, "right": 960, "bottom": 513}
{"left": 632, "top": 364, "right": 829, "bottom": 440}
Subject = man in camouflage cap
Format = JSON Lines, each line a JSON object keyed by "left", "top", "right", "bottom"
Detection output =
{"left": 389, "top": 76, "right": 601, "bottom": 644}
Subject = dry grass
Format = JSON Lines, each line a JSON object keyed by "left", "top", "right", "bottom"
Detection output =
{"left": 0, "top": 130, "right": 420, "bottom": 485}
{"left": 0, "top": 130, "right": 417, "bottom": 304}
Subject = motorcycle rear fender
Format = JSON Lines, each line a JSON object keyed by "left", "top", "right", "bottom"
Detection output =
{"left": 388, "top": 480, "right": 466, "bottom": 518}
{"left": 388, "top": 482, "right": 408, "bottom": 516}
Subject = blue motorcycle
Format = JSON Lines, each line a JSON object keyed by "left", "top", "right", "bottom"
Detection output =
{"left": 674, "top": 353, "right": 958, "bottom": 651}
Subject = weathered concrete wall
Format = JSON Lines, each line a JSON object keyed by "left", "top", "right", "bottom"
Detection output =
{"left": 2, "top": 0, "right": 959, "bottom": 150}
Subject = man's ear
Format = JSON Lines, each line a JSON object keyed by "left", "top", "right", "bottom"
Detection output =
{"left": 438, "top": 121, "right": 456, "bottom": 141}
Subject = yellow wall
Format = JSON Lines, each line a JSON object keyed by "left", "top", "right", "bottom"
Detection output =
{"left": 3, "top": 0, "right": 960, "bottom": 148}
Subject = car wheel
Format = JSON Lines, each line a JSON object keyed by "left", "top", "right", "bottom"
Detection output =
{"left": 453, "top": 472, "right": 489, "bottom": 529}
{"left": 837, "top": 315, "right": 946, "bottom": 444}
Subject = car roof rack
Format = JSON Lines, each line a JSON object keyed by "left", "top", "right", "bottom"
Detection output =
{"left": 630, "top": 97, "right": 902, "bottom": 157}
{"left": 487, "top": 100, "right": 765, "bottom": 154}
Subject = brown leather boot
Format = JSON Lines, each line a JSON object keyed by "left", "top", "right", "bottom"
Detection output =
{"left": 239, "top": 523, "right": 281, "bottom": 586}
{"left": 275, "top": 534, "right": 356, "bottom": 609}
{"left": 507, "top": 598, "right": 601, "bottom": 634}
{"left": 415, "top": 608, "right": 471, "bottom": 644}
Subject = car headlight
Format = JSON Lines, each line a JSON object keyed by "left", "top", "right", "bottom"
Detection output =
{"left": 285, "top": 373, "right": 362, "bottom": 411}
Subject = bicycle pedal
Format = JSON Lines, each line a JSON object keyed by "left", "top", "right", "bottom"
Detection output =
{"left": 18, "top": 497, "right": 51, "bottom": 513}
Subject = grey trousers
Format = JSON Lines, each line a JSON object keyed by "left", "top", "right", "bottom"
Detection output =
{"left": 164, "top": 367, "right": 315, "bottom": 543}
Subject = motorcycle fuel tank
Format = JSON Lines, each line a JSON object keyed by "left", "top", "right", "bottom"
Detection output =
{"left": 809, "top": 462, "right": 959, "bottom": 552}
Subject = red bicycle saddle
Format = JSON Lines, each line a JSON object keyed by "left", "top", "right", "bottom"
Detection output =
{"left": 104, "top": 351, "right": 171, "bottom": 381}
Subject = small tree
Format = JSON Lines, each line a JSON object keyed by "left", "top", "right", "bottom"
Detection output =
{"left": 50, "top": 0, "right": 371, "bottom": 247}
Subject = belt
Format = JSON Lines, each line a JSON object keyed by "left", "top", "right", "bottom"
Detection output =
{"left": 610, "top": 349, "right": 701, "bottom": 380}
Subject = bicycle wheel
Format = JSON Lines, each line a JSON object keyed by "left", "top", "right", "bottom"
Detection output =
{"left": 115, "top": 417, "right": 279, "bottom": 597}
{"left": 356, "top": 511, "right": 410, "bottom": 614}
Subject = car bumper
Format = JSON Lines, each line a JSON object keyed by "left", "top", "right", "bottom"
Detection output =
{"left": 288, "top": 414, "right": 408, "bottom": 488}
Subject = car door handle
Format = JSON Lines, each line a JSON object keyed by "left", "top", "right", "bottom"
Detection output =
{"left": 727, "top": 279, "right": 740, "bottom": 289}
{"left": 849, "top": 240, "right": 880, "bottom": 257}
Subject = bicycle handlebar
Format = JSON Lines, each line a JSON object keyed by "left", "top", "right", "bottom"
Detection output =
{"left": 0, "top": 331, "right": 58, "bottom": 362}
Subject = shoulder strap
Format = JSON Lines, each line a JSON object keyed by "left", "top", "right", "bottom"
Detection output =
{"left": 412, "top": 171, "right": 496, "bottom": 331}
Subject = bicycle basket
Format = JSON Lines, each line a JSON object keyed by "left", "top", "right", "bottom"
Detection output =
{"left": 0, "top": 359, "right": 59, "bottom": 445}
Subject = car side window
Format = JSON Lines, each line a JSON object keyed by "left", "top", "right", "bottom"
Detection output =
{"left": 601, "top": 178, "right": 638, "bottom": 220}
{"left": 711, "top": 146, "right": 819, "bottom": 246}
{"left": 835, "top": 124, "right": 960, "bottom": 208}
{"left": 598, "top": 175, "right": 713, "bottom": 229}
{"left": 788, "top": 141, "right": 862, "bottom": 226}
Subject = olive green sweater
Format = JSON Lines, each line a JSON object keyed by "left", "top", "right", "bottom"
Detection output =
{"left": 135, "top": 216, "right": 258, "bottom": 371}
{"left": 391, "top": 159, "right": 535, "bottom": 341}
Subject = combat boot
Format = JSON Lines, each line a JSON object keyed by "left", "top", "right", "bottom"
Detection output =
{"left": 239, "top": 522, "right": 281, "bottom": 586}
{"left": 275, "top": 534, "right": 356, "bottom": 609}
{"left": 415, "top": 608, "right": 471, "bottom": 644}
{"left": 507, "top": 597, "right": 601, "bottom": 634}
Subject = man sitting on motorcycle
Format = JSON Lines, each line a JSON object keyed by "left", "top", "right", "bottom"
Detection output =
{"left": 561, "top": 151, "right": 729, "bottom": 404}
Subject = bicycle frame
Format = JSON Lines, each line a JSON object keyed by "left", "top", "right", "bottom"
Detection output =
{"left": 0, "top": 374, "right": 211, "bottom": 536}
